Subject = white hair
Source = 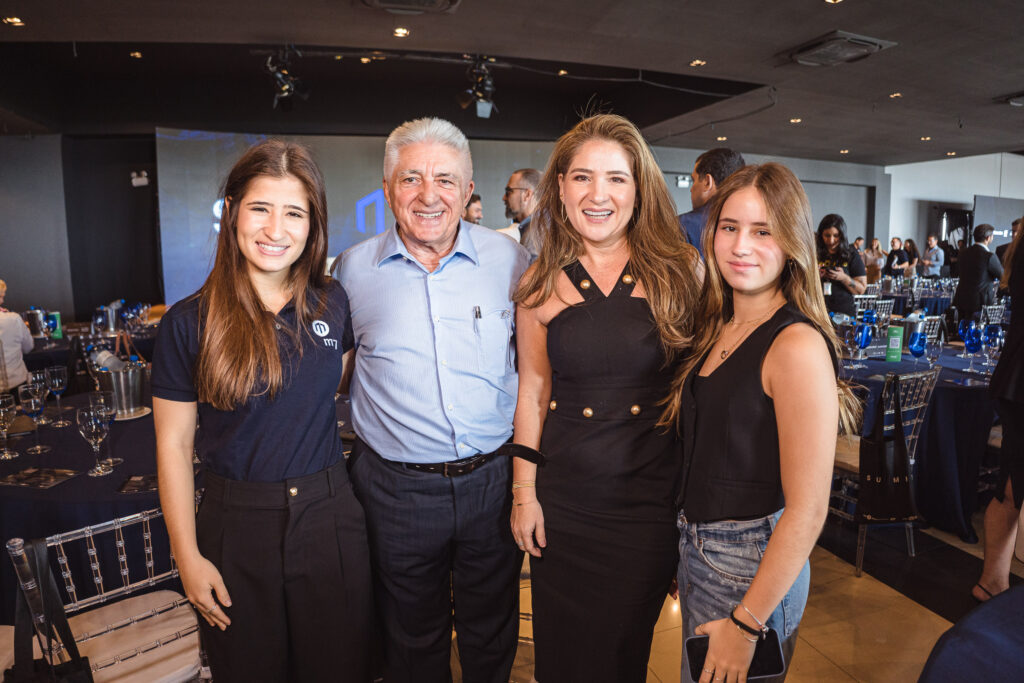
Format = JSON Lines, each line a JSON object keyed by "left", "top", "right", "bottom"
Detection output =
{"left": 383, "top": 117, "right": 473, "bottom": 183}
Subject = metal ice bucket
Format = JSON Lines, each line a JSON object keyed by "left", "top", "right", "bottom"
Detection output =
{"left": 21, "top": 309, "right": 47, "bottom": 338}
{"left": 95, "top": 364, "right": 146, "bottom": 418}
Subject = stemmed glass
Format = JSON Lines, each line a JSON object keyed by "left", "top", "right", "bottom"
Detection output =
{"left": 963, "top": 327, "right": 984, "bottom": 374}
{"left": 847, "top": 322, "right": 873, "bottom": 370}
{"left": 76, "top": 407, "right": 113, "bottom": 477}
{"left": 16, "top": 385, "right": 51, "bottom": 454}
{"left": 29, "top": 371, "right": 50, "bottom": 426}
{"left": 957, "top": 318, "right": 976, "bottom": 358}
{"left": 0, "top": 393, "right": 18, "bottom": 460}
{"left": 925, "top": 340, "right": 943, "bottom": 369}
{"left": 908, "top": 331, "right": 927, "bottom": 367}
{"left": 89, "top": 391, "right": 123, "bottom": 467}
{"left": 44, "top": 366, "right": 70, "bottom": 428}
{"left": 983, "top": 325, "right": 1005, "bottom": 373}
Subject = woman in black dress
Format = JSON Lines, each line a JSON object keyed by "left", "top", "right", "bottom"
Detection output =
{"left": 973, "top": 223, "right": 1024, "bottom": 602}
{"left": 815, "top": 214, "right": 866, "bottom": 317}
{"left": 663, "top": 164, "right": 860, "bottom": 682}
{"left": 509, "top": 114, "right": 701, "bottom": 682}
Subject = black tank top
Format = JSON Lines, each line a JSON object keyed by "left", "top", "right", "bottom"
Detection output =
{"left": 676, "top": 304, "right": 837, "bottom": 521}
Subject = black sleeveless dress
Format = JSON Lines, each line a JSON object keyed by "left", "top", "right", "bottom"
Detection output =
{"left": 532, "top": 260, "right": 680, "bottom": 683}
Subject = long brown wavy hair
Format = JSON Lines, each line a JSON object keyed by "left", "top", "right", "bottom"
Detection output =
{"left": 660, "top": 163, "right": 861, "bottom": 434}
{"left": 1001, "top": 217, "right": 1023, "bottom": 289}
{"left": 515, "top": 114, "right": 701, "bottom": 356}
{"left": 195, "top": 139, "right": 330, "bottom": 410}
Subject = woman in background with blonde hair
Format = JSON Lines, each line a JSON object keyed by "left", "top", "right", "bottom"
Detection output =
{"left": 863, "top": 237, "right": 886, "bottom": 283}
{"left": 509, "top": 114, "right": 701, "bottom": 681}
{"left": 664, "top": 163, "right": 860, "bottom": 683}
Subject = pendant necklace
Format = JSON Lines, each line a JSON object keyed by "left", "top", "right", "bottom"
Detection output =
{"left": 718, "top": 305, "right": 782, "bottom": 360}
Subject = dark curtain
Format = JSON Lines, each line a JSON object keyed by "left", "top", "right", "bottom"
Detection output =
{"left": 62, "top": 135, "right": 163, "bottom": 322}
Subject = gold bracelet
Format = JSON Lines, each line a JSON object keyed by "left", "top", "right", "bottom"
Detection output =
{"left": 511, "top": 481, "right": 536, "bottom": 489}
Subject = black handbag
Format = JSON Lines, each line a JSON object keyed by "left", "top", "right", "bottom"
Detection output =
{"left": 3, "top": 539, "right": 93, "bottom": 683}
{"left": 857, "top": 375, "right": 920, "bottom": 523}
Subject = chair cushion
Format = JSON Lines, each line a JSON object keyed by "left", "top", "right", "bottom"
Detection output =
{"left": 835, "top": 435, "right": 861, "bottom": 474}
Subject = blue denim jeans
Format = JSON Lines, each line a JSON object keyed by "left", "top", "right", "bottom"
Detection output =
{"left": 677, "top": 510, "right": 809, "bottom": 682}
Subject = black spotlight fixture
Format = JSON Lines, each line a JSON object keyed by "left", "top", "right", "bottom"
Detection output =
{"left": 266, "top": 47, "right": 309, "bottom": 110}
{"left": 456, "top": 57, "right": 497, "bottom": 119}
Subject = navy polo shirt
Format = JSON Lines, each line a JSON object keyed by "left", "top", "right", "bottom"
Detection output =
{"left": 151, "top": 279, "right": 354, "bottom": 482}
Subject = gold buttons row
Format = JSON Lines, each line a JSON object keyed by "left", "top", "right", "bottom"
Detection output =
{"left": 548, "top": 401, "right": 642, "bottom": 417}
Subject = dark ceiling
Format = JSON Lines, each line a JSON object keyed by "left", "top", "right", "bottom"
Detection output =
{"left": 1, "top": 0, "right": 1023, "bottom": 165}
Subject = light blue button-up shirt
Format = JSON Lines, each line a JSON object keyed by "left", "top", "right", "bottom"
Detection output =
{"left": 338, "top": 221, "right": 529, "bottom": 463}
{"left": 922, "top": 245, "right": 944, "bottom": 277}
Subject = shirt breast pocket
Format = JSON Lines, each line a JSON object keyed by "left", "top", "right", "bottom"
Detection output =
{"left": 476, "top": 308, "right": 513, "bottom": 376}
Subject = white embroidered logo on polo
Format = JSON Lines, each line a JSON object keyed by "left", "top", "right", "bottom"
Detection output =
{"left": 312, "top": 320, "right": 330, "bottom": 337}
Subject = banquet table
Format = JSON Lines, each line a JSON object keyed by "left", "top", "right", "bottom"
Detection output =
{"left": 0, "top": 390, "right": 353, "bottom": 625}
{"left": 841, "top": 347, "right": 996, "bottom": 543}
{"left": 882, "top": 293, "right": 952, "bottom": 317}
{"left": 22, "top": 329, "right": 157, "bottom": 373}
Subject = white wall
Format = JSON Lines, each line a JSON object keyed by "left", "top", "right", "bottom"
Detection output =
{"left": 885, "top": 152, "right": 1024, "bottom": 244}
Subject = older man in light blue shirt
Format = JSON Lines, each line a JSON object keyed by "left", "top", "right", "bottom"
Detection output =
{"left": 337, "top": 117, "right": 528, "bottom": 683}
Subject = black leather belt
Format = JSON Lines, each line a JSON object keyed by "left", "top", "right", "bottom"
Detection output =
{"left": 401, "top": 451, "right": 495, "bottom": 477}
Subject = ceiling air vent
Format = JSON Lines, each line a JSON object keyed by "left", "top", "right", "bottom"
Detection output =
{"left": 785, "top": 30, "right": 897, "bottom": 66}
{"left": 361, "top": 0, "right": 462, "bottom": 13}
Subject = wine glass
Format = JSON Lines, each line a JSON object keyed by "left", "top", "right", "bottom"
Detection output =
{"left": 957, "top": 318, "right": 976, "bottom": 358}
{"left": 842, "top": 326, "right": 859, "bottom": 370}
{"left": 76, "top": 407, "right": 112, "bottom": 477}
{"left": 983, "top": 325, "right": 1005, "bottom": 374}
{"left": 41, "top": 316, "right": 56, "bottom": 349}
{"left": 29, "top": 371, "right": 50, "bottom": 426}
{"left": 963, "top": 327, "right": 983, "bottom": 374}
{"left": 17, "top": 385, "right": 50, "bottom": 454}
{"left": 847, "top": 322, "right": 873, "bottom": 370}
{"left": 925, "top": 340, "right": 943, "bottom": 369}
{"left": 89, "top": 391, "right": 123, "bottom": 467}
{"left": 908, "top": 331, "right": 927, "bottom": 367}
{"left": 44, "top": 366, "right": 70, "bottom": 428}
{"left": 0, "top": 393, "right": 18, "bottom": 460}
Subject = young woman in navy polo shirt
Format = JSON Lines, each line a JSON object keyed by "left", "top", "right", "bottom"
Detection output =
{"left": 152, "top": 140, "right": 372, "bottom": 682}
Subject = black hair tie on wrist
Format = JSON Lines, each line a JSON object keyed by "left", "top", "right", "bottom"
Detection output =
{"left": 730, "top": 607, "right": 766, "bottom": 640}
{"left": 498, "top": 443, "right": 546, "bottom": 466}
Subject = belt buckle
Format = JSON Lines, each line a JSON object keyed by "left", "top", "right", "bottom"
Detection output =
{"left": 442, "top": 462, "right": 451, "bottom": 478}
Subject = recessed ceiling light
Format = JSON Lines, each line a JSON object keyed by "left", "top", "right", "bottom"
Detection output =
{"left": 946, "top": 151, "right": 957, "bottom": 156}
{"left": 824, "top": 0, "right": 844, "bottom": 4}
{"left": 889, "top": 92, "right": 902, "bottom": 98}
{"left": 557, "top": 69, "right": 568, "bottom": 76}
{"left": 790, "top": 118, "right": 802, "bottom": 124}
{"left": 360, "top": 57, "right": 371, "bottom": 64}
{"left": 393, "top": 27, "right": 410, "bottom": 38}
{"left": 334, "top": 55, "right": 342, "bottom": 61}
{"left": 840, "top": 149, "right": 849, "bottom": 154}
{"left": 920, "top": 136, "right": 932, "bottom": 141}
{"left": 2, "top": 16, "right": 25, "bottom": 26}
{"left": 689, "top": 59, "right": 707, "bottom": 67}
{"left": 716, "top": 136, "right": 727, "bottom": 141}
{"left": 129, "top": 51, "right": 142, "bottom": 59}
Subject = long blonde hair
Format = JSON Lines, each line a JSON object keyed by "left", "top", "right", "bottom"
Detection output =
{"left": 660, "top": 163, "right": 860, "bottom": 434}
{"left": 514, "top": 114, "right": 701, "bottom": 356}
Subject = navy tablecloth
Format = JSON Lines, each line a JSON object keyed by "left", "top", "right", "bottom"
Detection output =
{"left": 883, "top": 294, "right": 952, "bottom": 317}
{"left": 842, "top": 348, "right": 995, "bottom": 543}
{"left": 23, "top": 331, "right": 157, "bottom": 373}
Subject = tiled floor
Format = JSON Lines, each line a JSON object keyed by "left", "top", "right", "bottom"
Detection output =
{"left": 454, "top": 543, "right": 956, "bottom": 682}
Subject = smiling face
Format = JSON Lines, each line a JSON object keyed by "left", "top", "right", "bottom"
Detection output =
{"left": 713, "top": 185, "right": 786, "bottom": 297}
{"left": 233, "top": 174, "right": 310, "bottom": 284}
{"left": 821, "top": 226, "right": 842, "bottom": 254}
{"left": 891, "top": 237, "right": 902, "bottom": 250}
{"left": 558, "top": 139, "right": 636, "bottom": 248}
{"left": 384, "top": 141, "right": 473, "bottom": 259}
{"left": 463, "top": 199, "right": 483, "bottom": 224}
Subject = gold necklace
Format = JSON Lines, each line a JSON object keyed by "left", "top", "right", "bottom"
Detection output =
{"left": 718, "top": 305, "right": 782, "bottom": 360}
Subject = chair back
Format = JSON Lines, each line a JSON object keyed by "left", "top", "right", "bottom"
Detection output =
{"left": 922, "top": 316, "right": 943, "bottom": 342}
{"left": 854, "top": 294, "right": 879, "bottom": 315}
{"left": 982, "top": 304, "right": 1005, "bottom": 326}
{"left": 864, "top": 283, "right": 881, "bottom": 296}
{"left": 878, "top": 367, "right": 940, "bottom": 464}
{"left": 874, "top": 297, "right": 895, "bottom": 322}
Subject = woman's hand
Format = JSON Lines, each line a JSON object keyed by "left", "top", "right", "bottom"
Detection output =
{"left": 511, "top": 498, "right": 546, "bottom": 557}
{"left": 695, "top": 617, "right": 757, "bottom": 683}
{"left": 823, "top": 268, "right": 845, "bottom": 282}
{"left": 179, "top": 553, "right": 233, "bottom": 630}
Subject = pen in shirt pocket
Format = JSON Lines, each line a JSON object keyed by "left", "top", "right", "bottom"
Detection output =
{"left": 473, "top": 305, "right": 481, "bottom": 334}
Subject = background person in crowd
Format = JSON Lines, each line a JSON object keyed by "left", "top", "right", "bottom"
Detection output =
{"left": 678, "top": 147, "right": 746, "bottom": 258}
{"left": 903, "top": 238, "right": 921, "bottom": 276}
{"left": 816, "top": 214, "right": 866, "bottom": 317}
{"left": 510, "top": 114, "right": 701, "bottom": 682}
{"left": 497, "top": 167, "right": 543, "bottom": 260}
{"left": 152, "top": 139, "right": 372, "bottom": 682}
{"left": 337, "top": 118, "right": 528, "bottom": 683}
{"left": 863, "top": 237, "right": 887, "bottom": 284}
{"left": 974, "top": 223, "right": 1024, "bottom": 603}
{"left": 953, "top": 223, "right": 1003, "bottom": 321}
{"left": 0, "top": 282, "right": 33, "bottom": 392}
{"left": 920, "top": 234, "right": 944, "bottom": 278}
{"left": 852, "top": 236, "right": 865, "bottom": 256}
{"left": 996, "top": 217, "right": 1022, "bottom": 266}
{"left": 664, "top": 163, "right": 859, "bottom": 683}
{"left": 462, "top": 193, "right": 483, "bottom": 224}
{"left": 883, "top": 236, "right": 909, "bottom": 277}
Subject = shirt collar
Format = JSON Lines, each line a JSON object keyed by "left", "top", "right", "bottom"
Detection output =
{"left": 373, "top": 220, "right": 480, "bottom": 269}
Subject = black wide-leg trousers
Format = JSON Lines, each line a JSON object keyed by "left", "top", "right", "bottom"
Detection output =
{"left": 196, "top": 460, "right": 374, "bottom": 682}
